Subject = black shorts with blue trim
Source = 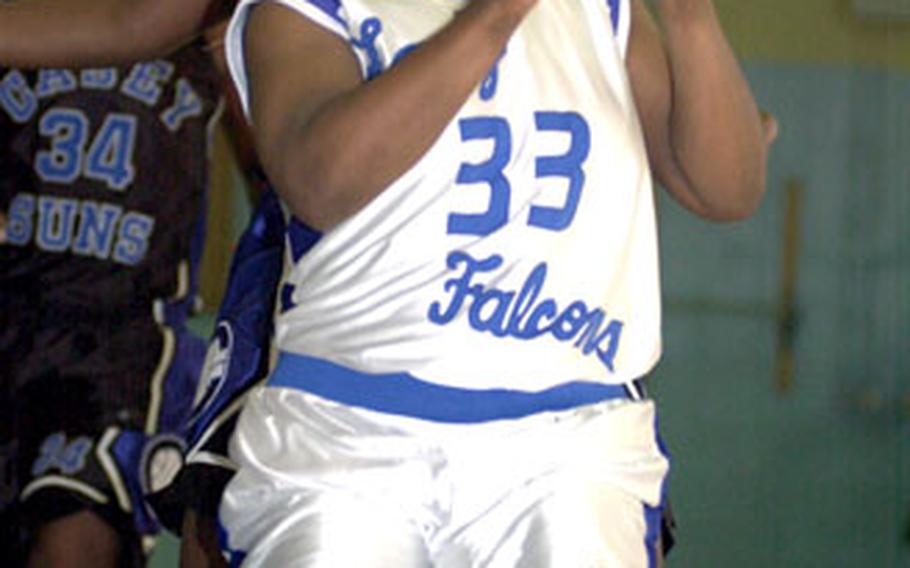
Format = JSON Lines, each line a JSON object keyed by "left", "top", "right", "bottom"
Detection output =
{"left": 0, "top": 307, "right": 206, "bottom": 563}
{"left": 147, "top": 404, "right": 242, "bottom": 534}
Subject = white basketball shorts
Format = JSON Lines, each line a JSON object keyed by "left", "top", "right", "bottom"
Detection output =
{"left": 219, "top": 386, "right": 670, "bottom": 567}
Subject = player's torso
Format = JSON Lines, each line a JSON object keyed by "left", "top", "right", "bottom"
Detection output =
{"left": 0, "top": 42, "right": 222, "bottom": 315}
{"left": 271, "top": 0, "right": 661, "bottom": 389}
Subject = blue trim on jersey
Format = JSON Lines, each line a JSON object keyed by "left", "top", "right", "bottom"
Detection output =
{"left": 607, "top": 0, "right": 620, "bottom": 33}
{"left": 268, "top": 352, "right": 634, "bottom": 423}
{"left": 305, "top": 0, "right": 345, "bottom": 28}
{"left": 287, "top": 217, "right": 322, "bottom": 262}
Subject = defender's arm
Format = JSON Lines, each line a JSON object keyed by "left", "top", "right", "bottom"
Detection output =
{"left": 0, "top": 0, "right": 221, "bottom": 68}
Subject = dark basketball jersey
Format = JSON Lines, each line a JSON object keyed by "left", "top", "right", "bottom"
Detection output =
{"left": 0, "top": 40, "right": 222, "bottom": 424}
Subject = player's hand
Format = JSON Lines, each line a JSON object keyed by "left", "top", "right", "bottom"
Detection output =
{"left": 0, "top": 212, "right": 7, "bottom": 245}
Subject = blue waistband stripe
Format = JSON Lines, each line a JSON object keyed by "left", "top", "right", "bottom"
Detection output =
{"left": 267, "top": 352, "right": 634, "bottom": 423}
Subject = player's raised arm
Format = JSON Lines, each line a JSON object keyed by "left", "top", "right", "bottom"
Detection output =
{"left": 242, "top": 0, "right": 537, "bottom": 231}
{"left": 626, "top": 0, "right": 770, "bottom": 221}
{"left": 0, "top": 0, "right": 221, "bottom": 68}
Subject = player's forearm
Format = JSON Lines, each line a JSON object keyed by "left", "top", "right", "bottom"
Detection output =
{"left": 655, "top": 0, "right": 767, "bottom": 220}
{"left": 269, "top": 0, "right": 536, "bottom": 230}
{"left": 0, "top": 0, "right": 208, "bottom": 68}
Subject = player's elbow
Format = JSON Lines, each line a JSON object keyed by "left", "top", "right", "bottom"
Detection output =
{"left": 700, "top": 194, "right": 763, "bottom": 222}
{"left": 694, "top": 169, "right": 767, "bottom": 222}
{"left": 113, "top": 0, "right": 206, "bottom": 60}
{"left": 269, "top": 150, "right": 363, "bottom": 232}
{"left": 659, "top": 148, "right": 768, "bottom": 222}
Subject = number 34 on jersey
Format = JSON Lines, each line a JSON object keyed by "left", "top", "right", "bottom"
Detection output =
{"left": 1, "top": 63, "right": 208, "bottom": 265}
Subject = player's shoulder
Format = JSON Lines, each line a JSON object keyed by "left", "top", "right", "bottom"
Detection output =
{"left": 237, "top": 0, "right": 346, "bottom": 28}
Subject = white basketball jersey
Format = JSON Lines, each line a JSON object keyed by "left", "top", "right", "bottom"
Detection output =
{"left": 225, "top": 0, "right": 662, "bottom": 393}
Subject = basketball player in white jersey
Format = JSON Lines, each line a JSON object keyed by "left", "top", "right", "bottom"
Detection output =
{"left": 217, "top": 0, "right": 770, "bottom": 566}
